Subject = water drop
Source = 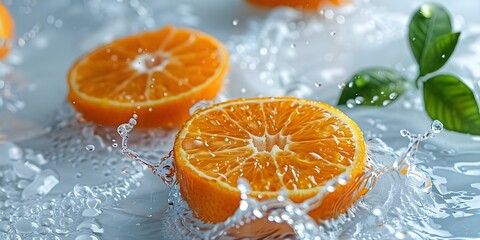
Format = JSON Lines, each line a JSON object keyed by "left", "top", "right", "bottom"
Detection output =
{"left": 330, "top": 31, "right": 336, "bottom": 36}
{"left": 441, "top": 54, "right": 446, "bottom": 58}
{"left": 354, "top": 96, "right": 364, "bottom": 104}
{"left": 372, "top": 208, "right": 383, "bottom": 217}
{"left": 314, "top": 82, "right": 322, "bottom": 88}
{"left": 431, "top": 120, "right": 443, "bottom": 133}
{"left": 389, "top": 92, "right": 398, "bottom": 100}
{"left": 338, "top": 83, "right": 346, "bottom": 89}
{"left": 346, "top": 99, "right": 356, "bottom": 108}
{"left": 400, "top": 129, "right": 410, "bottom": 137}
{"left": 232, "top": 19, "right": 239, "bottom": 26}
{"left": 85, "top": 145, "right": 95, "bottom": 152}
{"left": 336, "top": 15, "right": 345, "bottom": 24}
{"left": 393, "top": 230, "right": 407, "bottom": 239}
{"left": 290, "top": 43, "right": 296, "bottom": 48}
{"left": 112, "top": 143, "right": 118, "bottom": 148}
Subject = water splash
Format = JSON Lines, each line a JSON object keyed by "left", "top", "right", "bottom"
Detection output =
{"left": 118, "top": 114, "right": 444, "bottom": 239}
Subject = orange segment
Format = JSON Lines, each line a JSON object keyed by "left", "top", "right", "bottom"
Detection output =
{"left": 246, "top": 0, "right": 350, "bottom": 10}
{"left": 0, "top": 3, "right": 14, "bottom": 58}
{"left": 174, "top": 97, "right": 369, "bottom": 223}
{"left": 67, "top": 26, "right": 229, "bottom": 128}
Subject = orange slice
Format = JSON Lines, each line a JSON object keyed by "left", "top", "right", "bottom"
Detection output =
{"left": 246, "top": 0, "right": 350, "bottom": 10}
{"left": 174, "top": 97, "right": 369, "bottom": 223}
{"left": 0, "top": 2, "right": 14, "bottom": 58}
{"left": 67, "top": 26, "right": 229, "bottom": 128}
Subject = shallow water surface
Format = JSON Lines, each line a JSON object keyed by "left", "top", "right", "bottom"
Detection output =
{"left": 1, "top": 0, "right": 480, "bottom": 239}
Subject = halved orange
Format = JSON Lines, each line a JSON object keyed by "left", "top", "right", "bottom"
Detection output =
{"left": 174, "top": 97, "right": 369, "bottom": 223}
{"left": 67, "top": 26, "right": 229, "bottom": 128}
{"left": 246, "top": 0, "right": 350, "bottom": 10}
{"left": 0, "top": 2, "right": 14, "bottom": 58}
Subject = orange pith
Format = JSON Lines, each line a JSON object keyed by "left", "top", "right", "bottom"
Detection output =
{"left": 246, "top": 0, "right": 350, "bottom": 10}
{"left": 67, "top": 26, "right": 229, "bottom": 128}
{"left": 174, "top": 97, "right": 369, "bottom": 223}
{"left": 0, "top": 3, "right": 14, "bottom": 59}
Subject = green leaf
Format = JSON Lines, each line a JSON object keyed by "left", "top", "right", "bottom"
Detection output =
{"left": 423, "top": 74, "right": 480, "bottom": 135}
{"left": 420, "top": 32, "right": 460, "bottom": 76}
{"left": 409, "top": 3, "right": 452, "bottom": 69}
{"left": 338, "top": 68, "right": 409, "bottom": 107}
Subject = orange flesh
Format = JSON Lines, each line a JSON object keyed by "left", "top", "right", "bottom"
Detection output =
{"left": 68, "top": 26, "right": 228, "bottom": 128}
{"left": 174, "top": 97, "right": 369, "bottom": 223}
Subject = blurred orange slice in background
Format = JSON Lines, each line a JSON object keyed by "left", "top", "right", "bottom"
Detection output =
{"left": 174, "top": 97, "right": 369, "bottom": 223}
{"left": 247, "top": 0, "right": 350, "bottom": 10}
{"left": 67, "top": 26, "right": 229, "bottom": 128}
{"left": 0, "top": 2, "right": 14, "bottom": 59}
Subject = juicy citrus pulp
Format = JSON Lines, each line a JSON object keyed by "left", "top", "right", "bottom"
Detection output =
{"left": 246, "top": 0, "right": 350, "bottom": 10}
{"left": 174, "top": 97, "right": 369, "bottom": 223}
{"left": 67, "top": 26, "right": 228, "bottom": 128}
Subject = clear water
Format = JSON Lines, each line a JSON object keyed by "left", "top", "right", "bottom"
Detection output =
{"left": 1, "top": 0, "right": 480, "bottom": 239}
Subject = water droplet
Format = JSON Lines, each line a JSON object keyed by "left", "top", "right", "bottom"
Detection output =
{"left": 441, "top": 54, "right": 446, "bottom": 58}
{"left": 290, "top": 43, "right": 296, "bottom": 48}
{"left": 338, "top": 83, "right": 346, "bottom": 89}
{"left": 14, "top": 220, "right": 39, "bottom": 233}
{"left": 314, "top": 82, "right": 322, "bottom": 88}
{"left": 346, "top": 99, "right": 356, "bottom": 108}
{"left": 85, "top": 145, "right": 95, "bottom": 152}
{"left": 395, "top": 230, "right": 408, "bottom": 239}
{"left": 336, "top": 15, "right": 345, "bottom": 24}
{"left": 372, "top": 208, "right": 383, "bottom": 217}
{"left": 431, "top": 120, "right": 443, "bottom": 133}
{"left": 400, "top": 129, "right": 410, "bottom": 137}
{"left": 389, "top": 92, "right": 398, "bottom": 100}
{"left": 232, "top": 19, "right": 239, "bottom": 26}
{"left": 330, "top": 31, "right": 336, "bottom": 36}
{"left": 355, "top": 96, "right": 364, "bottom": 104}
{"left": 112, "top": 143, "right": 118, "bottom": 148}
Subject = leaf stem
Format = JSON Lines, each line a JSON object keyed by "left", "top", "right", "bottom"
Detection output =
{"left": 415, "top": 74, "right": 423, "bottom": 88}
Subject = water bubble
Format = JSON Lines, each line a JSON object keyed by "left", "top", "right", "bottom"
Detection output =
{"left": 431, "top": 120, "right": 443, "bottom": 133}
{"left": 14, "top": 220, "right": 39, "bottom": 233}
{"left": 232, "top": 19, "right": 239, "bottom": 26}
{"left": 336, "top": 15, "right": 345, "bottom": 24}
{"left": 85, "top": 145, "right": 95, "bottom": 152}
{"left": 112, "top": 143, "right": 118, "bottom": 148}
